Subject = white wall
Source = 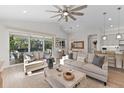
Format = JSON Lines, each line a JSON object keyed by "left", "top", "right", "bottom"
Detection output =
{"left": 2, "top": 20, "right": 67, "bottom": 38}
{"left": 0, "top": 25, "right": 9, "bottom": 67}
{"left": 68, "top": 27, "right": 102, "bottom": 53}
{"left": 0, "top": 20, "right": 68, "bottom": 68}
{"left": 68, "top": 26, "right": 124, "bottom": 53}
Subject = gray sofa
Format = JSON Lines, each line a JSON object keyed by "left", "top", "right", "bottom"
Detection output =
{"left": 64, "top": 53, "right": 108, "bottom": 85}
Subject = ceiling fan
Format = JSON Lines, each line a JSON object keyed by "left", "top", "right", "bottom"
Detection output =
{"left": 46, "top": 5, "right": 88, "bottom": 22}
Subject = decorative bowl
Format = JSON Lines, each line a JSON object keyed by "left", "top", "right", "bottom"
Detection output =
{"left": 63, "top": 71, "right": 75, "bottom": 81}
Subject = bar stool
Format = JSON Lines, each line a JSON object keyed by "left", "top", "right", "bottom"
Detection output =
{"left": 107, "top": 51, "right": 116, "bottom": 67}
{"left": 115, "top": 54, "right": 123, "bottom": 68}
{"left": 122, "top": 53, "right": 124, "bottom": 69}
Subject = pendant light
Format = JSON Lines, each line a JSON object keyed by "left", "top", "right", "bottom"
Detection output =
{"left": 102, "top": 12, "right": 107, "bottom": 40}
{"left": 116, "top": 7, "right": 122, "bottom": 39}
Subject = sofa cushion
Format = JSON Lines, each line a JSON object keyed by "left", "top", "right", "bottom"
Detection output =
{"left": 72, "top": 52, "right": 78, "bottom": 60}
{"left": 64, "top": 59, "right": 86, "bottom": 67}
{"left": 33, "top": 52, "right": 39, "bottom": 60}
{"left": 39, "top": 52, "right": 44, "bottom": 59}
{"left": 77, "top": 56, "right": 86, "bottom": 63}
{"left": 87, "top": 53, "right": 95, "bottom": 63}
{"left": 69, "top": 53, "right": 73, "bottom": 59}
{"left": 92, "top": 55, "right": 105, "bottom": 68}
{"left": 82, "top": 63, "right": 107, "bottom": 76}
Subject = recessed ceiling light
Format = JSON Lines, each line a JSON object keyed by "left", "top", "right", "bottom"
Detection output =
{"left": 110, "top": 25, "right": 113, "bottom": 27}
{"left": 108, "top": 18, "right": 112, "bottom": 21}
{"left": 23, "top": 10, "right": 27, "bottom": 14}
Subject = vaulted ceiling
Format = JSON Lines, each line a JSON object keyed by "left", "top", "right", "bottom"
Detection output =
{"left": 0, "top": 5, "right": 124, "bottom": 33}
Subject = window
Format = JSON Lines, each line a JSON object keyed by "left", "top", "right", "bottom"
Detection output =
{"left": 44, "top": 38, "right": 53, "bottom": 55}
{"left": 10, "top": 35, "right": 28, "bottom": 65}
{"left": 30, "top": 37, "right": 43, "bottom": 52}
{"left": 9, "top": 34, "right": 54, "bottom": 65}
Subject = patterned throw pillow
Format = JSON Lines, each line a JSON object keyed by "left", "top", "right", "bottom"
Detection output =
{"left": 24, "top": 54, "right": 36, "bottom": 63}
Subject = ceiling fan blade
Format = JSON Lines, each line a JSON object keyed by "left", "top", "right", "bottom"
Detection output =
{"left": 50, "top": 14, "right": 61, "bottom": 18}
{"left": 63, "top": 5, "right": 67, "bottom": 8}
{"left": 53, "top": 5, "right": 62, "bottom": 10}
{"left": 46, "top": 10, "right": 60, "bottom": 13}
{"left": 70, "top": 5, "right": 88, "bottom": 11}
{"left": 57, "top": 15, "right": 64, "bottom": 21}
{"left": 69, "top": 5, "right": 75, "bottom": 9}
{"left": 68, "top": 14, "right": 76, "bottom": 21}
{"left": 65, "top": 16, "right": 68, "bottom": 22}
{"left": 71, "top": 12, "right": 84, "bottom": 16}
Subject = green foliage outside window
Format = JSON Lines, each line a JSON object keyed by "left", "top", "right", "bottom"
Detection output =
{"left": 44, "top": 40, "right": 53, "bottom": 51}
{"left": 10, "top": 35, "right": 28, "bottom": 52}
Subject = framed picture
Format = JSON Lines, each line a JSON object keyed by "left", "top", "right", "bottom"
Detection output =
{"left": 71, "top": 41, "right": 84, "bottom": 49}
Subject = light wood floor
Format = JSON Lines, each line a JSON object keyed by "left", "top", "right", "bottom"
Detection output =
{"left": 1, "top": 65, "right": 124, "bottom": 88}
{"left": 108, "top": 67, "right": 124, "bottom": 87}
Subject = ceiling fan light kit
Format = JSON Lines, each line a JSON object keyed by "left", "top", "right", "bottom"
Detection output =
{"left": 63, "top": 12, "right": 69, "bottom": 16}
{"left": 47, "top": 5, "right": 88, "bottom": 22}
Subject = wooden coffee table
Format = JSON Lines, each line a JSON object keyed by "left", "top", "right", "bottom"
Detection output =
{"left": 44, "top": 65, "right": 87, "bottom": 88}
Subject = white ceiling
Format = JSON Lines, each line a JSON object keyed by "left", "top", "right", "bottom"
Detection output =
{"left": 0, "top": 5, "right": 124, "bottom": 33}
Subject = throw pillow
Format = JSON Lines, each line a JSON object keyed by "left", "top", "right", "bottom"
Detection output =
{"left": 73, "top": 52, "right": 78, "bottom": 60}
{"left": 33, "top": 52, "right": 39, "bottom": 60}
{"left": 69, "top": 53, "right": 73, "bottom": 59}
{"left": 92, "top": 55, "right": 105, "bottom": 68}
{"left": 87, "top": 53, "right": 95, "bottom": 63}
{"left": 25, "top": 54, "right": 36, "bottom": 63}
{"left": 39, "top": 52, "right": 44, "bottom": 59}
{"left": 77, "top": 56, "right": 86, "bottom": 63}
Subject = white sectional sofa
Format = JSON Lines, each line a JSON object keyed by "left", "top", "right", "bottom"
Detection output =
{"left": 64, "top": 53, "right": 108, "bottom": 85}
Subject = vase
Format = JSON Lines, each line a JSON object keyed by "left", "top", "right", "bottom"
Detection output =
{"left": 47, "top": 58, "right": 54, "bottom": 69}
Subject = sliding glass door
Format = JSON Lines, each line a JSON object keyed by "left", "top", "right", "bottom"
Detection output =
{"left": 44, "top": 38, "right": 53, "bottom": 58}
{"left": 9, "top": 34, "right": 54, "bottom": 65}
{"left": 10, "top": 35, "right": 28, "bottom": 65}
{"left": 30, "top": 37, "right": 43, "bottom": 52}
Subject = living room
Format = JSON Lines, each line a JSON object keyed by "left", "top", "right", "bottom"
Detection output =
{"left": 0, "top": 1, "right": 124, "bottom": 90}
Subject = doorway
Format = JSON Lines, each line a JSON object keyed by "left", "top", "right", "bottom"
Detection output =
{"left": 88, "top": 34, "right": 97, "bottom": 53}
